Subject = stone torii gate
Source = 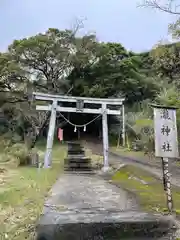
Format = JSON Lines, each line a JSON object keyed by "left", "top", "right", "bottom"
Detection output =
{"left": 33, "top": 92, "right": 125, "bottom": 171}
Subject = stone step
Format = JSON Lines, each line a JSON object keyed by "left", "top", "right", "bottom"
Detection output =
{"left": 64, "top": 160, "right": 91, "bottom": 165}
{"left": 64, "top": 166, "right": 92, "bottom": 170}
{"left": 64, "top": 156, "right": 91, "bottom": 163}
{"left": 64, "top": 142, "right": 92, "bottom": 173}
{"left": 68, "top": 144, "right": 82, "bottom": 150}
{"left": 64, "top": 167, "right": 93, "bottom": 173}
{"left": 64, "top": 159, "right": 92, "bottom": 170}
{"left": 64, "top": 169, "right": 93, "bottom": 173}
{"left": 68, "top": 148, "right": 84, "bottom": 151}
{"left": 64, "top": 161, "right": 91, "bottom": 165}
{"left": 68, "top": 150, "right": 85, "bottom": 155}
{"left": 65, "top": 157, "right": 91, "bottom": 161}
{"left": 64, "top": 163, "right": 91, "bottom": 168}
{"left": 67, "top": 141, "right": 81, "bottom": 145}
{"left": 64, "top": 171, "right": 95, "bottom": 175}
{"left": 37, "top": 211, "right": 175, "bottom": 240}
{"left": 68, "top": 153, "right": 85, "bottom": 158}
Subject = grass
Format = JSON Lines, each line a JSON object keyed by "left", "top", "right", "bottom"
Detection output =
{"left": 85, "top": 148, "right": 103, "bottom": 168}
{"left": 0, "top": 143, "right": 66, "bottom": 240}
{"left": 111, "top": 146, "right": 150, "bottom": 160}
{"left": 177, "top": 161, "right": 180, "bottom": 166}
{"left": 88, "top": 147, "right": 180, "bottom": 216}
{"left": 112, "top": 165, "right": 180, "bottom": 217}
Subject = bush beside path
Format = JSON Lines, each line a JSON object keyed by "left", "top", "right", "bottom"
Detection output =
{"left": 0, "top": 143, "right": 66, "bottom": 240}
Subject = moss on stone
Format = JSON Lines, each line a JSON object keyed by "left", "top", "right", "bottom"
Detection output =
{"left": 112, "top": 165, "right": 180, "bottom": 216}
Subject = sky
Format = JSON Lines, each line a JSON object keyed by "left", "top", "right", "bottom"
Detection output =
{"left": 0, "top": 0, "right": 177, "bottom": 53}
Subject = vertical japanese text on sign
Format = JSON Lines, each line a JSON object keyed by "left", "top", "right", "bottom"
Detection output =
{"left": 154, "top": 107, "right": 178, "bottom": 158}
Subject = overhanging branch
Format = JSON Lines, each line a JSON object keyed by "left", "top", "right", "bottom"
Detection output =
{"left": 138, "top": 0, "right": 180, "bottom": 15}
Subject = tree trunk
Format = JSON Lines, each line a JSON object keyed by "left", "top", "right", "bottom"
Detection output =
{"left": 30, "top": 132, "right": 39, "bottom": 149}
{"left": 30, "top": 113, "right": 50, "bottom": 148}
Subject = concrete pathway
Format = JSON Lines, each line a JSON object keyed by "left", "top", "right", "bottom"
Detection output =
{"left": 85, "top": 141, "right": 180, "bottom": 188}
{"left": 110, "top": 152, "right": 180, "bottom": 188}
{"left": 36, "top": 173, "right": 175, "bottom": 240}
{"left": 44, "top": 173, "right": 138, "bottom": 213}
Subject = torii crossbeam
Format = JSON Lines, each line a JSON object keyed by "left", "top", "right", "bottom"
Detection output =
{"left": 33, "top": 92, "right": 125, "bottom": 171}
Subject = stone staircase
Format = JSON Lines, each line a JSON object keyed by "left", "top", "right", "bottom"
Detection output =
{"left": 64, "top": 142, "right": 92, "bottom": 172}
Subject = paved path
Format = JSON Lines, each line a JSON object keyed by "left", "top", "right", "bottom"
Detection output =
{"left": 85, "top": 141, "right": 180, "bottom": 188}
{"left": 110, "top": 152, "right": 180, "bottom": 188}
{"left": 36, "top": 173, "right": 175, "bottom": 239}
{"left": 44, "top": 173, "right": 138, "bottom": 213}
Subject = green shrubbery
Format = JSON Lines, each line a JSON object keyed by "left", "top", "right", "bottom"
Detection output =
{"left": 111, "top": 101, "right": 155, "bottom": 154}
{"left": 111, "top": 85, "right": 180, "bottom": 156}
{"left": 0, "top": 141, "right": 40, "bottom": 166}
{"left": 8, "top": 143, "right": 30, "bottom": 165}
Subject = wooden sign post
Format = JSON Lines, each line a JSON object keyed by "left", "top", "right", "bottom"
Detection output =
{"left": 152, "top": 104, "right": 178, "bottom": 214}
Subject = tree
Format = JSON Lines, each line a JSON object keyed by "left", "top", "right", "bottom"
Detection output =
{"left": 0, "top": 52, "right": 29, "bottom": 106}
{"left": 0, "top": 51, "right": 47, "bottom": 146}
{"left": 8, "top": 28, "right": 75, "bottom": 94}
{"left": 0, "top": 27, "right": 163, "bottom": 147}
{"left": 155, "top": 85, "right": 180, "bottom": 126}
{"left": 4, "top": 28, "right": 77, "bottom": 145}
{"left": 68, "top": 42, "right": 159, "bottom": 103}
{"left": 139, "top": 0, "right": 180, "bottom": 85}
{"left": 111, "top": 99, "right": 154, "bottom": 155}
{"left": 139, "top": 0, "right": 180, "bottom": 15}
{"left": 150, "top": 41, "right": 180, "bottom": 82}
{"left": 0, "top": 35, "right": 98, "bottom": 145}
{"left": 134, "top": 51, "right": 155, "bottom": 76}
{"left": 169, "top": 18, "right": 180, "bottom": 38}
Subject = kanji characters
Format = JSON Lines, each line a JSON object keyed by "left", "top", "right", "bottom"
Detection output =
{"left": 162, "top": 142, "right": 172, "bottom": 152}
{"left": 160, "top": 109, "right": 171, "bottom": 120}
{"left": 161, "top": 125, "right": 171, "bottom": 136}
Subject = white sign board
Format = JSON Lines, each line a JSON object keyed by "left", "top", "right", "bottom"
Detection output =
{"left": 154, "top": 108, "right": 179, "bottom": 158}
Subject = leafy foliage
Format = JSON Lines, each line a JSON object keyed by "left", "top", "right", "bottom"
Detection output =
{"left": 8, "top": 28, "right": 74, "bottom": 94}
{"left": 150, "top": 42, "right": 180, "bottom": 82}
{"left": 0, "top": 26, "right": 179, "bottom": 155}
{"left": 68, "top": 42, "right": 159, "bottom": 103}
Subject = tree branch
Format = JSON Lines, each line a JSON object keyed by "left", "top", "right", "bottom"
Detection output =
{"left": 138, "top": 0, "right": 180, "bottom": 15}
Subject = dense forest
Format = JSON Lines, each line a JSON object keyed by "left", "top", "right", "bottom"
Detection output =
{"left": 0, "top": 19, "right": 180, "bottom": 155}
